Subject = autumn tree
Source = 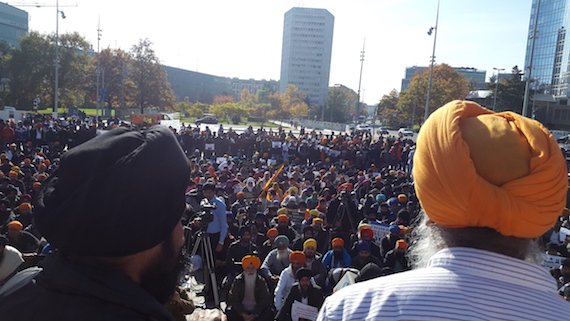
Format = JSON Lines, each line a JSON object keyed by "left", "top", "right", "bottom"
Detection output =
{"left": 398, "top": 63, "right": 470, "bottom": 125}
{"left": 238, "top": 88, "right": 257, "bottom": 109}
{"left": 128, "top": 38, "right": 175, "bottom": 113}
{"left": 377, "top": 89, "right": 406, "bottom": 127}
{"left": 213, "top": 95, "right": 234, "bottom": 105}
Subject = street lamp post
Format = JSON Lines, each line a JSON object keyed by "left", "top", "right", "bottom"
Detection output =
{"left": 54, "top": 0, "right": 65, "bottom": 119}
{"left": 492, "top": 67, "right": 504, "bottom": 111}
{"left": 424, "top": 0, "right": 440, "bottom": 124}
{"left": 355, "top": 40, "right": 365, "bottom": 131}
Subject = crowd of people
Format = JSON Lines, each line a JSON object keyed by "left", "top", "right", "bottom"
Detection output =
{"left": 0, "top": 102, "right": 570, "bottom": 320}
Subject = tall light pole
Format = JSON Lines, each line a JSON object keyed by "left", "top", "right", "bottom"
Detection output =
{"left": 424, "top": 0, "right": 440, "bottom": 125}
{"left": 96, "top": 18, "right": 102, "bottom": 125}
{"left": 523, "top": 0, "right": 541, "bottom": 118}
{"left": 355, "top": 39, "right": 365, "bottom": 131}
{"left": 54, "top": 0, "right": 65, "bottom": 118}
{"left": 492, "top": 67, "right": 504, "bottom": 111}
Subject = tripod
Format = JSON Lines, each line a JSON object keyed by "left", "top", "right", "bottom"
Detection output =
{"left": 189, "top": 229, "right": 220, "bottom": 307}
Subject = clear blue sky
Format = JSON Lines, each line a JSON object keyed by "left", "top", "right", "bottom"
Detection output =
{"left": 14, "top": 0, "right": 532, "bottom": 105}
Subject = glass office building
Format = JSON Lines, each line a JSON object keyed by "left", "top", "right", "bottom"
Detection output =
{"left": 0, "top": 3, "right": 28, "bottom": 47}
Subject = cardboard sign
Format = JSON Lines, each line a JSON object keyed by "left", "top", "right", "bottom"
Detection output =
{"left": 332, "top": 270, "right": 357, "bottom": 293}
{"left": 291, "top": 301, "right": 319, "bottom": 321}
{"left": 369, "top": 222, "right": 392, "bottom": 245}
{"left": 542, "top": 253, "right": 565, "bottom": 270}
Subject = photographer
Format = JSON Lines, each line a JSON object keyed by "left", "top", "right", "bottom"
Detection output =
{"left": 202, "top": 183, "right": 229, "bottom": 256}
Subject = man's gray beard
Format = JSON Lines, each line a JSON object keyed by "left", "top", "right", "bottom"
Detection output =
{"left": 244, "top": 271, "right": 257, "bottom": 286}
{"left": 408, "top": 211, "right": 545, "bottom": 269}
{"left": 276, "top": 249, "right": 289, "bottom": 262}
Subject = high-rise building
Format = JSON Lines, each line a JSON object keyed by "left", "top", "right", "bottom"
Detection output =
{"left": 0, "top": 3, "right": 28, "bottom": 47}
{"left": 523, "top": 0, "right": 570, "bottom": 126}
{"left": 279, "top": 7, "right": 334, "bottom": 109}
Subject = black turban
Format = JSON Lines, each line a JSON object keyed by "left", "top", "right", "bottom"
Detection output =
{"left": 36, "top": 126, "right": 190, "bottom": 257}
{"left": 296, "top": 267, "right": 313, "bottom": 280}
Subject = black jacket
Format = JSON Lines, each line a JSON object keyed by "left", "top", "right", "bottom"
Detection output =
{"left": 0, "top": 253, "right": 175, "bottom": 321}
{"left": 276, "top": 283, "right": 324, "bottom": 321}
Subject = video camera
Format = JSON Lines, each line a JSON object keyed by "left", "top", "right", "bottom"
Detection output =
{"left": 196, "top": 198, "right": 217, "bottom": 229}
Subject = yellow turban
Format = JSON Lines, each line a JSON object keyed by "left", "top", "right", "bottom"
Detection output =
{"left": 309, "top": 209, "right": 320, "bottom": 217}
{"left": 303, "top": 238, "right": 317, "bottom": 250}
{"left": 413, "top": 100, "right": 567, "bottom": 238}
{"left": 277, "top": 208, "right": 288, "bottom": 216}
{"left": 241, "top": 255, "right": 261, "bottom": 270}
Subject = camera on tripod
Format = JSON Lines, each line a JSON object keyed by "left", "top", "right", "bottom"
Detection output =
{"left": 196, "top": 198, "right": 217, "bottom": 229}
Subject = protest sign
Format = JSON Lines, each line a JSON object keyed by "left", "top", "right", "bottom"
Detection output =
{"left": 291, "top": 301, "right": 319, "bottom": 321}
{"left": 368, "top": 222, "right": 392, "bottom": 245}
{"left": 205, "top": 143, "right": 215, "bottom": 151}
{"left": 542, "top": 253, "right": 565, "bottom": 270}
{"left": 332, "top": 269, "right": 357, "bottom": 293}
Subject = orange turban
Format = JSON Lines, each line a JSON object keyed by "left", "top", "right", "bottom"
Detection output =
{"left": 397, "top": 194, "right": 408, "bottom": 203}
{"left": 331, "top": 237, "right": 344, "bottom": 248}
{"left": 19, "top": 203, "right": 32, "bottom": 211}
{"left": 396, "top": 239, "right": 408, "bottom": 250}
{"left": 241, "top": 255, "right": 261, "bottom": 270}
{"left": 414, "top": 100, "right": 567, "bottom": 238}
{"left": 278, "top": 214, "right": 289, "bottom": 223}
{"left": 8, "top": 171, "right": 18, "bottom": 178}
{"left": 33, "top": 182, "right": 41, "bottom": 188}
{"left": 236, "top": 191, "right": 245, "bottom": 197}
{"left": 7, "top": 221, "right": 23, "bottom": 231}
{"left": 266, "top": 228, "right": 279, "bottom": 238}
{"left": 289, "top": 251, "right": 306, "bottom": 264}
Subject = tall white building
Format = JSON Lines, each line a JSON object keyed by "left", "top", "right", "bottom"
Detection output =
{"left": 279, "top": 7, "right": 334, "bottom": 110}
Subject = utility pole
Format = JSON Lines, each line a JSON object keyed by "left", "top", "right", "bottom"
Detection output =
{"left": 355, "top": 39, "right": 365, "bottom": 131}
{"left": 424, "top": 0, "right": 440, "bottom": 124}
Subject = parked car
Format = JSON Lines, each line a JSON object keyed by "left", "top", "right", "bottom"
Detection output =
{"left": 398, "top": 128, "right": 414, "bottom": 136}
{"left": 195, "top": 115, "right": 218, "bottom": 125}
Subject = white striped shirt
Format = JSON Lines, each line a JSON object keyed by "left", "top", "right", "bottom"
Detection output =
{"left": 318, "top": 247, "right": 570, "bottom": 321}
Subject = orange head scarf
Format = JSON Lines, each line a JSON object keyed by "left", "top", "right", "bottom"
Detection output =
{"left": 289, "top": 251, "right": 306, "bottom": 264}
{"left": 413, "top": 100, "right": 567, "bottom": 238}
{"left": 241, "top": 255, "right": 261, "bottom": 270}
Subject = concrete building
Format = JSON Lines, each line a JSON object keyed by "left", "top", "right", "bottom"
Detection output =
{"left": 523, "top": 0, "right": 570, "bottom": 128}
{"left": 164, "top": 66, "right": 278, "bottom": 105}
{"left": 279, "top": 7, "right": 334, "bottom": 110}
{"left": 229, "top": 78, "right": 278, "bottom": 102}
{"left": 401, "top": 66, "right": 486, "bottom": 91}
{"left": 0, "top": 2, "right": 28, "bottom": 47}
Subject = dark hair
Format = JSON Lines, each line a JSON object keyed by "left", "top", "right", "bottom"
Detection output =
{"left": 202, "top": 183, "right": 216, "bottom": 192}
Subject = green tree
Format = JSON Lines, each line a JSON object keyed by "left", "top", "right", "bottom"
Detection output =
{"left": 326, "top": 85, "right": 357, "bottom": 122}
{"left": 239, "top": 88, "right": 257, "bottom": 109}
{"left": 209, "top": 102, "right": 249, "bottom": 121}
{"left": 0, "top": 41, "right": 12, "bottom": 106}
{"left": 128, "top": 38, "right": 175, "bottom": 112}
{"left": 492, "top": 66, "right": 525, "bottom": 113}
{"left": 398, "top": 63, "right": 470, "bottom": 124}
{"left": 95, "top": 48, "right": 132, "bottom": 109}
{"left": 6, "top": 32, "right": 53, "bottom": 109}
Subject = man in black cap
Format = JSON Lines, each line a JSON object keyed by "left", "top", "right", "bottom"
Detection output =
{"left": 276, "top": 268, "right": 324, "bottom": 321}
{"left": 0, "top": 126, "right": 190, "bottom": 321}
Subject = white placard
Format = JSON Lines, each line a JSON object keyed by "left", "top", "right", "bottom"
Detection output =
{"left": 205, "top": 143, "right": 215, "bottom": 151}
{"left": 332, "top": 270, "right": 357, "bottom": 293}
{"left": 291, "top": 301, "right": 319, "bottom": 321}
{"left": 541, "top": 253, "right": 565, "bottom": 270}
{"left": 272, "top": 141, "right": 282, "bottom": 148}
{"left": 369, "top": 222, "right": 392, "bottom": 245}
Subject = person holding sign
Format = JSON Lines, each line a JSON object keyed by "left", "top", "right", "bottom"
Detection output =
{"left": 318, "top": 100, "right": 570, "bottom": 320}
{"left": 276, "top": 268, "right": 324, "bottom": 321}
